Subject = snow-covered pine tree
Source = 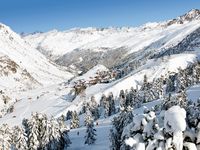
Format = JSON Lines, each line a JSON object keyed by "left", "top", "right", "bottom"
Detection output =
{"left": 109, "top": 128, "right": 118, "bottom": 150}
{"left": 110, "top": 110, "right": 129, "bottom": 150}
{"left": 132, "top": 88, "right": 142, "bottom": 108}
{"left": 84, "top": 119, "right": 96, "bottom": 145}
{"left": 141, "top": 74, "right": 149, "bottom": 103}
{"left": 70, "top": 111, "right": 80, "bottom": 129}
{"left": 128, "top": 87, "right": 136, "bottom": 107}
{"left": 177, "top": 89, "right": 187, "bottom": 108}
{"left": 196, "top": 122, "right": 200, "bottom": 145}
{"left": 57, "top": 116, "right": 71, "bottom": 150}
{"left": 37, "top": 113, "right": 50, "bottom": 149}
{"left": 193, "top": 62, "right": 200, "bottom": 84}
{"left": 47, "top": 117, "right": 60, "bottom": 149}
{"left": 154, "top": 75, "right": 165, "bottom": 98}
{"left": 125, "top": 89, "right": 131, "bottom": 108}
{"left": 100, "top": 94, "right": 106, "bottom": 107}
{"left": 166, "top": 74, "right": 176, "bottom": 93}
{"left": 90, "top": 96, "right": 100, "bottom": 120}
{"left": 82, "top": 101, "right": 87, "bottom": 114}
{"left": 84, "top": 109, "right": 93, "bottom": 126}
{"left": 25, "top": 113, "right": 40, "bottom": 150}
{"left": 108, "top": 92, "right": 116, "bottom": 116}
{"left": 22, "top": 118, "right": 29, "bottom": 134}
{"left": 103, "top": 95, "right": 110, "bottom": 118}
{"left": 66, "top": 111, "right": 72, "bottom": 120}
{"left": 99, "top": 94, "right": 107, "bottom": 117}
{"left": 119, "top": 89, "right": 126, "bottom": 108}
{"left": 11, "top": 126, "right": 27, "bottom": 150}
{"left": 176, "top": 67, "right": 187, "bottom": 92}
{"left": 0, "top": 124, "right": 12, "bottom": 150}
{"left": 124, "top": 106, "right": 133, "bottom": 127}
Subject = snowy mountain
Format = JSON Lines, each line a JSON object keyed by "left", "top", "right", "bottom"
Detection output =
{"left": 0, "top": 9, "right": 199, "bottom": 121}
{"left": 20, "top": 9, "right": 200, "bottom": 116}
{"left": 0, "top": 23, "right": 73, "bottom": 90}
{"left": 0, "top": 9, "right": 200, "bottom": 150}
{"left": 0, "top": 23, "right": 74, "bottom": 117}
{"left": 24, "top": 9, "right": 200, "bottom": 71}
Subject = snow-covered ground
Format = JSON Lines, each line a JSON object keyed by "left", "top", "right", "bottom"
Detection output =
{"left": 71, "top": 64, "right": 109, "bottom": 83}
{"left": 69, "top": 98, "right": 163, "bottom": 150}
{"left": 61, "top": 53, "right": 199, "bottom": 114}
{"left": 0, "top": 23, "right": 73, "bottom": 89}
{"left": 0, "top": 83, "right": 74, "bottom": 126}
{"left": 187, "top": 84, "right": 200, "bottom": 102}
{"left": 0, "top": 22, "right": 74, "bottom": 121}
{"left": 24, "top": 19, "right": 200, "bottom": 60}
{"left": 69, "top": 125, "right": 111, "bottom": 150}
{"left": 0, "top": 9, "right": 200, "bottom": 150}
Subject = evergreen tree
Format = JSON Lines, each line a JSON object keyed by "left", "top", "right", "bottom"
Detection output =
{"left": 119, "top": 89, "right": 126, "bottom": 108}
{"left": 11, "top": 126, "right": 27, "bottom": 150}
{"left": 176, "top": 68, "right": 187, "bottom": 92}
{"left": 82, "top": 101, "right": 87, "bottom": 114}
{"left": 108, "top": 92, "right": 116, "bottom": 116}
{"left": 0, "top": 124, "right": 12, "bottom": 150}
{"left": 90, "top": 96, "right": 100, "bottom": 120}
{"left": 84, "top": 120, "right": 96, "bottom": 145}
{"left": 193, "top": 63, "right": 200, "bottom": 84}
{"left": 99, "top": 94, "right": 107, "bottom": 117}
{"left": 110, "top": 110, "right": 128, "bottom": 150}
{"left": 26, "top": 113, "right": 40, "bottom": 150}
{"left": 84, "top": 109, "right": 93, "bottom": 126}
{"left": 123, "top": 106, "right": 133, "bottom": 127}
{"left": 177, "top": 89, "right": 187, "bottom": 108}
{"left": 70, "top": 111, "right": 80, "bottom": 129}
{"left": 37, "top": 113, "right": 50, "bottom": 149}
{"left": 47, "top": 117, "right": 60, "bottom": 149}
{"left": 66, "top": 111, "right": 72, "bottom": 120}
{"left": 100, "top": 94, "right": 106, "bottom": 107}
{"left": 141, "top": 74, "right": 149, "bottom": 103}
{"left": 109, "top": 128, "right": 118, "bottom": 150}
{"left": 57, "top": 116, "right": 71, "bottom": 150}
{"left": 103, "top": 96, "right": 110, "bottom": 118}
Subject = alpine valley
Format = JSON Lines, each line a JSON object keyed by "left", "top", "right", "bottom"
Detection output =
{"left": 0, "top": 9, "right": 200, "bottom": 150}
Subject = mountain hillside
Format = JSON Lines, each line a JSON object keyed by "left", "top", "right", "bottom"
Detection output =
{"left": 24, "top": 9, "right": 200, "bottom": 72}
{"left": 0, "top": 8, "right": 200, "bottom": 136}
{"left": 0, "top": 23, "right": 73, "bottom": 117}
{"left": 0, "top": 23, "right": 73, "bottom": 90}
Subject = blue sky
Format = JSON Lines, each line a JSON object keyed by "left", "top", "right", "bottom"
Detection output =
{"left": 0, "top": 0, "right": 200, "bottom": 33}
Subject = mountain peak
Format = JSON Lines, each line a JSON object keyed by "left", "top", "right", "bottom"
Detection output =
{"left": 166, "top": 9, "right": 200, "bottom": 26}
{"left": 180, "top": 9, "right": 200, "bottom": 21}
{"left": 187, "top": 9, "right": 200, "bottom": 15}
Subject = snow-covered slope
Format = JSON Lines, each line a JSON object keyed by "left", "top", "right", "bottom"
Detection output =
{"left": 24, "top": 9, "right": 200, "bottom": 70}
{"left": 0, "top": 83, "right": 74, "bottom": 126}
{"left": 72, "top": 64, "right": 109, "bottom": 83}
{"left": 18, "top": 9, "right": 200, "bottom": 118}
{"left": 0, "top": 23, "right": 73, "bottom": 90}
{"left": 25, "top": 19, "right": 200, "bottom": 57}
{"left": 1, "top": 9, "right": 200, "bottom": 128}
{"left": 60, "top": 53, "right": 199, "bottom": 114}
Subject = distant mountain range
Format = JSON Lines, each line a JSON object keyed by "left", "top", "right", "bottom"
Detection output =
{"left": 24, "top": 9, "right": 200, "bottom": 72}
